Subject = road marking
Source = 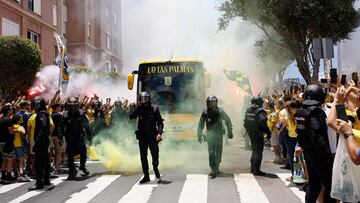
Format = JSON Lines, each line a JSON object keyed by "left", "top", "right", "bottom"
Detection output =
{"left": 65, "top": 175, "right": 120, "bottom": 203}
{"left": 9, "top": 177, "right": 65, "bottom": 203}
{"left": 178, "top": 174, "right": 208, "bottom": 203}
{"left": 118, "top": 175, "right": 158, "bottom": 203}
{"left": 0, "top": 183, "right": 26, "bottom": 195}
{"left": 276, "top": 173, "right": 305, "bottom": 203}
{"left": 234, "top": 173, "right": 270, "bottom": 203}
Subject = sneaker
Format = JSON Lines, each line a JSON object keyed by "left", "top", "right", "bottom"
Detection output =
{"left": 79, "top": 166, "right": 89, "bottom": 176}
{"left": 17, "top": 175, "right": 30, "bottom": 182}
{"left": 28, "top": 184, "right": 44, "bottom": 191}
{"left": 139, "top": 176, "right": 150, "bottom": 184}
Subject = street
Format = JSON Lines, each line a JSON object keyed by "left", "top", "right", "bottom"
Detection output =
{"left": 0, "top": 137, "right": 305, "bottom": 203}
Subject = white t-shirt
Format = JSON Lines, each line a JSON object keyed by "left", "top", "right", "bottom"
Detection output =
{"left": 325, "top": 107, "right": 337, "bottom": 154}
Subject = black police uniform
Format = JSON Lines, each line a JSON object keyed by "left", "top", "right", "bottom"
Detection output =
{"left": 59, "top": 110, "right": 92, "bottom": 179}
{"left": 33, "top": 109, "right": 52, "bottom": 188}
{"left": 244, "top": 105, "right": 271, "bottom": 175}
{"left": 93, "top": 108, "right": 106, "bottom": 136}
{"left": 198, "top": 107, "right": 232, "bottom": 175}
{"left": 129, "top": 104, "right": 164, "bottom": 179}
{"left": 295, "top": 104, "right": 335, "bottom": 203}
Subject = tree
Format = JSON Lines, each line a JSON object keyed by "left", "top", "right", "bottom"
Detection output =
{"left": 219, "top": 0, "right": 360, "bottom": 84}
{"left": 0, "top": 36, "right": 41, "bottom": 100}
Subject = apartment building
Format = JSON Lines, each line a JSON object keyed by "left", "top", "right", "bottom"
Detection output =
{"left": 0, "top": 0, "right": 123, "bottom": 73}
{"left": 66, "top": 0, "right": 123, "bottom": 73}
{"left": 0, "top": 0, "right": 62, "bottom": 66}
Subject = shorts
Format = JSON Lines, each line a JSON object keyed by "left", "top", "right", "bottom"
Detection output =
{"left": 0, "top": 142, "right": 6, "bottom": 159}
{"left": 0, "top": 142, "right": 15, "bottom": 159}
{"left": 15, "top": 147, "right": 25, "bottom": 158}
{"left": 52, "top": 136, "right": 65, "bottom": 153}
{"left": 270, "top": 132, "right": 280, "bottom": 146}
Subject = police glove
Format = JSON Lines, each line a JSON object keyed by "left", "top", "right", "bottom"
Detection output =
{"left": 198, "top": 135, "right": 203, "bottom": 144}
{"left": 202, "top": 133, "right": 207, "bottom": 142}
{"left": 228, "top": 131, "right": 233, "bottom": 139}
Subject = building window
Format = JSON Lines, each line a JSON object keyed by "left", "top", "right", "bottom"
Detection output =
{"left": 14, "top": 0, "right": 21, "bottom": 4}
{"left": 2, "top": 18, "right": 19, "bottom": 36}
{"left": 28, "top": 0, "right": 41, "bottom": 15}
{"left": 105, "top": 7, "right": 111, "bottom": 22}
{"left": 106, "top": 61, "right": 111, "bottom": 73}
{"left": 27, "top": 31, "right": 39, "bottom": 44}
{"left": 113, "top": 39, "right": 117, "bottom": 50}
{"left": 113, "top": 65, "right": 118, "bottom": 73}
{"left": 62, "top": 21, "right": 67, "bottom": 35}
{"left": 87, "top": 23, "right": 91, "bottom": 38}
{"left": 52, "top": 5, "right": 57, "bottom": 26}
{"left": 113, "top": 12, "right": 116, "bottom": 24}
{"left": 106, "top": 32, "right": 111, "bottom": 50}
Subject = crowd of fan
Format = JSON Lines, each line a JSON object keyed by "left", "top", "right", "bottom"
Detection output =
{"left": 260, "top": 81, "right": 360, "bottom": 202}
{"left": 0, "top": 90, "right": 134, "bottom": 183}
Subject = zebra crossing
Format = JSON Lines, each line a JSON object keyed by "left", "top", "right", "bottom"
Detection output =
{"left": 0, "top": 173, "right": 305, "bottom": 203}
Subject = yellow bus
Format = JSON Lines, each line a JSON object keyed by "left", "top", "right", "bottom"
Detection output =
{"left": 128, "top": 58, "right": 210, "bottom": 140}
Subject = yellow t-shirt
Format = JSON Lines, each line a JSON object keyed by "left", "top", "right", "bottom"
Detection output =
{"left": 27, "top": 113, "right": 54, "bottom": 141}
{"left": 352, "top": 129, "right": 360, "bottom": 144}
{"left": 27, "top": 114, "right": 36, "bottom": 141}
{"left": 13, "top": 124, "right": 25, "bottom": 147}
{"left": 268, "top": 110, "right": 279, "bottom": 133}
{"left": 287, "top": 119, "right": 298, "bottom": 138}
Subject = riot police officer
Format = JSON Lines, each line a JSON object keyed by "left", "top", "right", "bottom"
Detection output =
{"left": 110, "top": 99, "right": 127, "bottom": 127}
{"left": 92, "top": 99, "right": 106, "bottom": 137}
{"left": 59, "top": 97, "right": 92, "bottom": 180}
{"left": 28, "top": 96, "right": 55, "bottom": 191}
{"left": 244, "top": 96, "right": 271, "bottom": 176}
{"left": 295, "top": 85, "right": 335, "bottom": 203}
{"left": 198, "top": 96, "right": 233, "bottom": 179}
{"left": 129, "top": 92, "right": 164, "bottom": 184}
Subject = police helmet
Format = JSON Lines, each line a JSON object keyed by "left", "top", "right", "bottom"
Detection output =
{"left": 67, "top": 97, "right": 80, "bottom": 113}
{"left": 304, "top": 85, "right": 326, "bottom": 105}
{"left": 139, "top": 92, "right": 151, "bottom": 104}
{"left": 33, "top": 96, "right": 46, "bottom": 112}
{"left": 206, "top": 95, "right": 218, "bottom": 109}
{"left": 251, "top": 96, "right": 264, "bottom": 108}
{"left": 114, "top": 99, "right": 122, "bottom": 108}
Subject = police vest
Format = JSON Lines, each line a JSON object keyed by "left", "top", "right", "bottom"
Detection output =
{"left": 63, "top": 110, "right": 86, "bottom": 138}
{"left": 244, "top": 107, "right": 262, "bottom": 132}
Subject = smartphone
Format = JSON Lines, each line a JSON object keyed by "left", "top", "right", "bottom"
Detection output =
{"left": 330, "top": 68, "right": 337, "bottom": 84}
{"left": 320, "top": 78, "right": 328, "bottom": 83}
{"left": 352, "top": 72, "right": 358, "bottom": 85}
{"left": 336, "top": 104, "right": 348, "bottom": 122}
{"left": 341, "top": 75, "right": 347, "bottom": 86}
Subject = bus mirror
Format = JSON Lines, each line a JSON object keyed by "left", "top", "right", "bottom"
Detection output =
{"left": 128, "top": 74, "right": 134, "bottom": 90}
{"left": 205, "top": 73, "right": 211, "bottom": 88}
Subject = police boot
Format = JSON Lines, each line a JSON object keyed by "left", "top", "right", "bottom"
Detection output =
{"left": 28, "top": 184, "right": 44, "bottom": 191}
{"left": 154, "top": 167, "right": 160, "bottom": 179}
{"left": 139, "top": 175, "right": 150, "bottom": 184}
{"left": 67, "top": 169, "right": 77, "bottom": 181}
{"left": 216, "top": 166, "right": 221, "bottom": 174}
{"left": 210, "top": 168, "right": 217, "bottom": 179}
{"left": 79, "top": 166, "right": 90, "bottom": 176}
{"left": 253, "top": 169, "right": 266, "bottom": 176}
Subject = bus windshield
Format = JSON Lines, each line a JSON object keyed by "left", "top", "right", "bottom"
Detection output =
{"left": 138, "top": 62, "right": 205, "bottom": 114}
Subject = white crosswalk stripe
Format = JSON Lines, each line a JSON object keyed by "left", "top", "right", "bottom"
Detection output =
{"left": 276, "top": 173, "right": 305, "bottom": 203}
{"left": 234, "top": 173, "right": 270, "bottom": 203}
{"left": 178, "top": 174, "right": 208, "bottom": 203}
{"left": 118, "top": 175, "right": 158, "bottom": 203}
{"left": 8, "top": 177, "right": 66, "bottom": 203}
{"left": 66, "top": 175, "right": 121, "bottom": 203}
{"left": 0, "top": 183, "right": 26, "bottom": 195}
{"left": 0, "top": 173, "right": 307, "bottom": 203}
